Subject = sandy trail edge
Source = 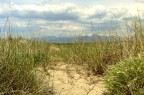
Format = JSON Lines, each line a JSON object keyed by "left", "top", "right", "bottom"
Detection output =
{"left": 37, "top": 62, "right": 106, "bottom": 95}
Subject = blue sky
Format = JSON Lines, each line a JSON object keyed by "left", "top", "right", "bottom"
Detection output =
{"left": 0, "top": 0, "right": 144, "bottom": 38}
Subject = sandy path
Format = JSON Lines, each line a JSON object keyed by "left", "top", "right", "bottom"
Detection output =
{"left": 38, "top": 62, "right": 106, "bottom": 95}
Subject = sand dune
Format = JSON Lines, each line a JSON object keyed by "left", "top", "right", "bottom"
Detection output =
{"left": 38, "top": 62, "right": 106, "bottom": 95}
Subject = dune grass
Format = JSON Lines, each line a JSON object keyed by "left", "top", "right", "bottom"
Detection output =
{"left": 0, "top": 15, "right": 144, "bottom": 95}
{"left": 0, "top": 36, "right": 51, "bottom": 95}
{"left": 58, "top": 16, "right": 144, "bottom": 75}
{"left": 104, "top": 53, "right": 144, "bottom": 95}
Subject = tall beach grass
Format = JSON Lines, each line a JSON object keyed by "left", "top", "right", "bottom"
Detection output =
{"left": 0, "top": 35, "right": 51, "bottom": 95}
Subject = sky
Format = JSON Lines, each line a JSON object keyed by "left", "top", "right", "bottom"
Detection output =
{"left": 0, "top": 0, "right": 144, "bottom": 38}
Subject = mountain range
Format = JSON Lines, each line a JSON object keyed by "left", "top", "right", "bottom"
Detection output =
{"left": 34, "top": 34, "right": 122, "bottom": 43}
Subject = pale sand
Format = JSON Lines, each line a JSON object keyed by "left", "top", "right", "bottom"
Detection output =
{"left": 37, "top": 62, "right": 106, "bottom": 95}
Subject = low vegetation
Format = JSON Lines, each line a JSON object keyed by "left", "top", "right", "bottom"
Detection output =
{"left": 0, "top": 37, "right": 51, "bottom": 95}
{"left": 104, "top": 54, "right": 144, "bottom": 95}
{"left": 0, "top": 16, "right": 144, "bottom": 95}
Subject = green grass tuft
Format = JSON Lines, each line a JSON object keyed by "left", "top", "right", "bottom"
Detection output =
{"left": 104, "top": 53, "right": 144, "bottom": 95}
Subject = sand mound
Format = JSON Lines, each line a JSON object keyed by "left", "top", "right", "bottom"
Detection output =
{"left": 38, "top": 62, "right": 106, "bottom": 95}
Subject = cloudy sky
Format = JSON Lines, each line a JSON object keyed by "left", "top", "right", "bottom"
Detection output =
{"left": 0, "top": 0, "right": 144, "bottom": 38}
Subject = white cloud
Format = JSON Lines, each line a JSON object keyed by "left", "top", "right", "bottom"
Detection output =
{"left": 0, "top": 1, "right": 144, "bottom": 37}
{"left": 1, "top": 2, "right": 143, "bottom": 21}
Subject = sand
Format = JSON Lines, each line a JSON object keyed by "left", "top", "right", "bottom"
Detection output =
{"left": 37, "top": 62, "right": 106, "bottom": 95}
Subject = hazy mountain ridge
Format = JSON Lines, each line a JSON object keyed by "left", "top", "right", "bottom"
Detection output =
{"left": 35, "top": 34, "right": 122, "bottom": 43}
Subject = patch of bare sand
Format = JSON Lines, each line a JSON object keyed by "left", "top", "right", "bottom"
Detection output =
{"left": 37, "top": 62, "right": 106, "bottom": 95}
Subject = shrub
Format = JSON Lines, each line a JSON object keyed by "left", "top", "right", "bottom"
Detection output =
{"left": 104, "top": 54, "right": 144, "bottom": 95}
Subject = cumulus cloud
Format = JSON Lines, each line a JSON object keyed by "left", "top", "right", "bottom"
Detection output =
{"left": 0, "top": 1, "right": 144, "bottom": 37}
{"left": 136, "top": 0, "right": 144, "bottom": 3}
{"left": 0, "top": 2, "right": 135, "bottom": 22}
{"left": 0, "top": 3, "right": 110, "bottom": 21}
{"left": 89, "top": 11, "right": 107, "bottom": 19}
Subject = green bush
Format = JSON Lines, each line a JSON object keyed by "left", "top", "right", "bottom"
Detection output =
{"left": 104, "top": 54, "right": 144, "bottom": 95}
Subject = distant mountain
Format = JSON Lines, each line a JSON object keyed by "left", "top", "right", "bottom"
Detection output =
{"left": 35, "top": 36, "right": 74, "bottom": 43}
{"left": 34, "top": 34, "right": 121, "bottom": 43}
{"left": 80, "top": 34, "right": 120, "bottom": 42}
